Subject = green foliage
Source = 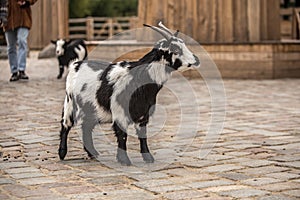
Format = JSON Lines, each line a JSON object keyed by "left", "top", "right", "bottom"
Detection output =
{"left": 69, "top": 0, "right": 91, "bottom": 18}
{"left": 69, "top": 0, "right": 138, "bottom": 18}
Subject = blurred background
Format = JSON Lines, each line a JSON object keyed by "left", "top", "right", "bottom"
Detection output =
{"left": 0, "top": 0, "right": 300, "bottom": 78}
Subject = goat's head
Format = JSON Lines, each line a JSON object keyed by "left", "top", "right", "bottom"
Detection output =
{"left": 144, "top": 22, "right": 200, "bottom": 71}
{"left": 51, "top": 39, "right": 66, "bottom": 56}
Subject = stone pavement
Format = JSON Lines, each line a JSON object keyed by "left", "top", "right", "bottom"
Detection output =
{"left": 0, "top": 52, "right": 300, "bottom": 200}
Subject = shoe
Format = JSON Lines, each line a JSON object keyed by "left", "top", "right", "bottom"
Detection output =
{"left": 19, "top": 71, "right": 29, "bottom": 80}
{"left": 9, "top": 72, "right": 19, "bottom": 82}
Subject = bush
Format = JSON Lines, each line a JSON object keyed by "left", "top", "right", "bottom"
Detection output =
{"left": 69, "top": 0, "right": 138, "bottom": 18}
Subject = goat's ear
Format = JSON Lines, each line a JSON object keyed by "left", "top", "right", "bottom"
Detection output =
{"left": 65, "top": 40, "right": 72, "bottom": 45}
{"left": 174, "top": 30, "right": 179, "bottom": 37}
{"left": 51, "top": 40, "right": 56, "bottom": 44}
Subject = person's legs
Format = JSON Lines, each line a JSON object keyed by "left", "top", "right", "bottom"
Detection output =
{"left": 5, "top": 30, "right": 18, "bottom": 74}
{"left": 17, "top": 27, "right": 29, "bottom": 73}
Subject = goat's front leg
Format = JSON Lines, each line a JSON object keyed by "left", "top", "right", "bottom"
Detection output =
{"left": 136, "top": 122, "right": 154, "bottom": 163}
{"left": 57, "top": 65, "right": 64, "bottom": 79}
{"left": 113, "top": 122, "right": 131, "bottom": 166}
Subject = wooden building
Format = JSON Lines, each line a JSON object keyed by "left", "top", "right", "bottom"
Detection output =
{"left": 135, "top": 0, "right": 300, "bottom": 78}
{"left": 138, "top": 0, "right": 281, "bottom": 43}
{"left": 29, "top": 0, "right": 69, "bottom": 49}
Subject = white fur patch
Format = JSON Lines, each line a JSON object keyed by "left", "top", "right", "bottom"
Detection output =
{"left": 66, "top": 62, "right": 112, "bottom": 125}
{"left": 63, "top": 95, "right": 73, "bottom": 127}
{"left": 111, "top": 101, "right": 129, "bottom": 130}
{"left": 109, "top": 64, "right": 133, "bottom": 129}
{"left": 108, "top": 64, "right": 128, "bottom": 84}
{"left": 74, "top": 44, "right": 86, "bottom": 60}
{"left": 55, "top": 39, "right": 65, "bottom": 56}
{"left": 148, "top": 62, "right": 171, "bottom": 85}
{"left": 180, "top": 44, "right": 196, "bottom": 66}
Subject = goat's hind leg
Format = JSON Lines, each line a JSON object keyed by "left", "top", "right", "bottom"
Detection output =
{"left": 136, "top": 122, "right": 154, "bottom": 163}
{"left": 113, "top": 122, "right": 131, "bottom": 166}
{"left": 81, "top": 119, "right": 99, "bottom": 159}
{"left": 80, "top": 103, "right": 100, "bottom": 159}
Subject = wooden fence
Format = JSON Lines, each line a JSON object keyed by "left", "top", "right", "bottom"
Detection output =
{"left": 69, "top": 17, "right": 138, "bottom": 41}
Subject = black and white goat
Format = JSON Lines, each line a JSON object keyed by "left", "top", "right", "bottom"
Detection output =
{"left": 51, "top": 39, "right": 88, "bottom": 79}
{"left": 58, "top": 22, "right": 200, "bottom": 165}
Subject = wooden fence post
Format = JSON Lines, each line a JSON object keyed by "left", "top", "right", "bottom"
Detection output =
{"left": 292, "top": 8, "right": 300, "bottom": 39}
{"left": 86, "top": 17, "right": 94, "bottom": 41}
{"left": 108, "top": 18, "right": 113, "bottom": 38}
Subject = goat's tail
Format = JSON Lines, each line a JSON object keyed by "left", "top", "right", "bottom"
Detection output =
{"left": 74, "top": 44, "right": 87, "bottom": 60}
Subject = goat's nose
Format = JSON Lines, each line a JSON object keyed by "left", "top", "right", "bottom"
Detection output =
{"left": 193, "top": 55, "right": 200, "bottom": 67}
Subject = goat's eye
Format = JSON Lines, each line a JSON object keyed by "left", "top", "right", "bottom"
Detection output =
{"left": 174, "top": 49, "right": 180, "bottom": 54}
{"left": 170, "top": 44, "right": 182, "bottom": 55}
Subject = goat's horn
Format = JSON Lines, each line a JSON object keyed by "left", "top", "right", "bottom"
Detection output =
{"left": 174, "top": 30, "right": 179, "bottom": 37}
{"left": 158, "top": 21, "right": 174, "bottom": 36}
{"left": 143, "top": 23, "right": 171, "bottom": 40}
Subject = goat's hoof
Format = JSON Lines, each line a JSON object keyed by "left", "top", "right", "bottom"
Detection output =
{"left": 57, "top": 75, "right": 62, "bottom": 79}
{"left": 84, "top": 147, "right": 99, "bottom": 159}
{"left": 117, "top": 150, "right": 132, "bottom": 166}
{"left": 58, "top": 148, "right": 67, "bottom": 160}
{"left": 117, "top": 157, "right": 132, "bottom": 166}
{"left": 142, "top": 153, "right": 155, "bottom": 163}
{"left": 87, "top": 153, "right": 98, "bottom": 160}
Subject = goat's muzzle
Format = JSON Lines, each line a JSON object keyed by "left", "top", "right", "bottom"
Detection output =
{"left": 188, "top": 55, "right": 200, "bottom": 68}
{"left": 192, "top": 55, "right": 200, "bottom": 67}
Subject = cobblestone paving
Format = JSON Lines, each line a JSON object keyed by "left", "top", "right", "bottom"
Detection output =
{"left": 0, "top": 53, "right": 300, "bottom": 199}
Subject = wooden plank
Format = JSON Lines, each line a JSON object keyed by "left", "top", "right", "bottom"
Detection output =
{"left": 185, "top": 0, "right": 193, "bottom": 36}
{"left": 173, "top": 0, "right": 181, "bottom": 32}
{"left": 260, "top": 0, "right": 268, "bottom": 40}
{"left": 29, "top": 0, "right": 42, "bottom": 48}
{"left": 43, "top": 0, "right": 52, "bottom": 44}
{"left": 192, "top": 0, "right": 198, "bottom": 41}
{"left": 266, "top": 0, "right": 280, "bottom": 40}
{"left": 52, "top": 0, "right": 58, "bottom": 40}
{"left": 64, "top": 0, "right": 69, "bottom": 38}
{"left": 163, "top": 0, "right": 169, "bottom": 28}
{"left": 199, "top": 0, "right": 217, "bottom": 42}
{"left": 247, "top": 0, "right": 260, "bottom": 42}
{"left": 217, "top": 0, "right": 233, "bottom": 42}
{"left": 233, "top": 0, "right": 248, "bottom": 42}
{"left": 69, "top": 27, "right": 86, "bottom": 32}
{"left": 197, "top": 0, "right": 208, "bottom": 42}
{"left": 57, "top": 0, "right": 64, "bottom": 38}
{"left": 274, "top": 60, "right": 300, "bottom": 78}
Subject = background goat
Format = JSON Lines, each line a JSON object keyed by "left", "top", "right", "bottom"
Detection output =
{"left": 58, "top": 22, "right": 200, "bottom": 165}
{"left": 51, "top": 39, "right": 87, "bottom": 79}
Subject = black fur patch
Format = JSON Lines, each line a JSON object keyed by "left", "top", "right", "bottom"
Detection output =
{"left": 120, "top": 61, "right": 128, "bottom": 67}
{"left": 128, "top": 48, "right": 163, "bottom": 69}
{"left": 172, "top": 59, "right": 183, "bottom": 70}
{"left": 128, "top": 83, "right": 162, "bottom": 124}
{"left": 74, "top": 61, "right": 83, "bottom": 72}
{"left": 81, "top": 83, "right": 87, "bottom": 92}
{"left": 96, "top": 65, "right": 114, "bottom": 112}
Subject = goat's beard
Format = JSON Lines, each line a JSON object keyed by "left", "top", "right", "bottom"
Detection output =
{"left": 177, "top": 65, "right": 191, "bottom": 72}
